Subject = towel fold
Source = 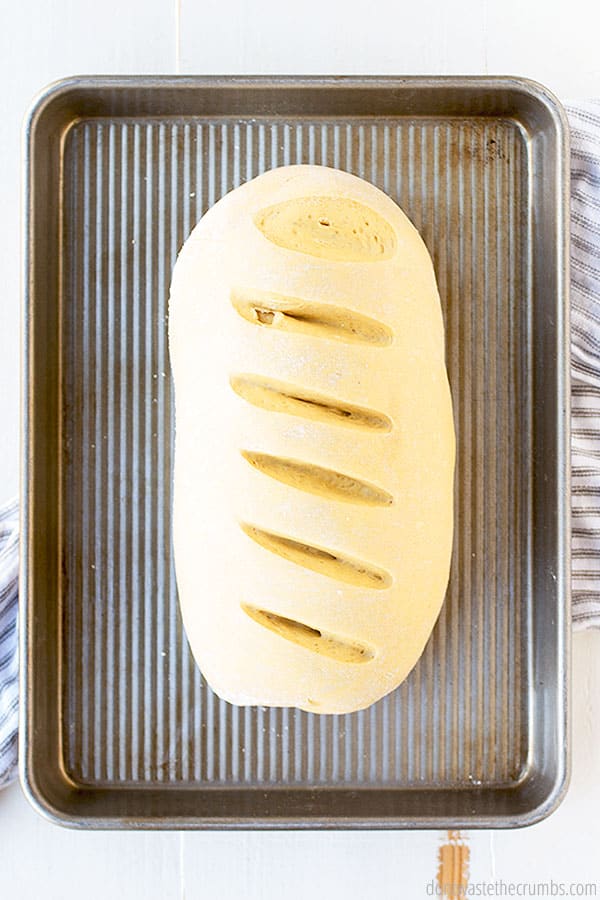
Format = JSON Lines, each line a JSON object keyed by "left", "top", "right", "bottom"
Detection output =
{"left": 1, "top": 103, "right": 599, "bottom": 789}
{"left": 0, "top": 497, "right": 18, "bottom": 789}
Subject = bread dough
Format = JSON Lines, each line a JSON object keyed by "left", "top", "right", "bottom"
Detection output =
{"left": 168, "top": 165, "right": 455, "bottom": 714}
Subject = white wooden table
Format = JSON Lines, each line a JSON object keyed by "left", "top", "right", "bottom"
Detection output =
{"left": 2, "top": 1, "right": 600, "bottom": 895}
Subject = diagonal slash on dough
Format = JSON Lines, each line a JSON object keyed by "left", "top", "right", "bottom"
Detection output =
{"left": 436, "top": 830, "right": 470, "bottom": 900}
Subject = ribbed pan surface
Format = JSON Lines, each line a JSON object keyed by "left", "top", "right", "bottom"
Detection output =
{"left": 61, "top": 116, "right": 527, "bottom": 788}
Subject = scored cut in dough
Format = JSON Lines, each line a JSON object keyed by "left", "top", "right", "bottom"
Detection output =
{"left": 168, "top": 164, "right": 455, "bottom": 715}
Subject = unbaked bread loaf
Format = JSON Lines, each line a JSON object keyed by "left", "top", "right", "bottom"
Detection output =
{"left": 168, "top": 164, "right": 455, "bottom": 715}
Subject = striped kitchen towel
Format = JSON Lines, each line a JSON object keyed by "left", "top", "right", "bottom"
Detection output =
{"left": 0, "top": 497, "right": 18, "bottom": 788}
{"left": 568, "top": 102, "right": 600, "bottom": 629}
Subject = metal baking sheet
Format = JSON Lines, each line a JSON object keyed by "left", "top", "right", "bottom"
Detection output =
{"left": 21, "top": 76, "right": 570, "bottom": 829}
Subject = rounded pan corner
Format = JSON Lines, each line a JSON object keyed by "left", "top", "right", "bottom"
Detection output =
{"left": 507, "top": 762, "right": 572, "bottom": 830}
{"left": 23, "top": 75, "right": 88, "bottom": 141}
{"left": 19, "top": 753, "right": 88, "bottom": 831}
{"left": 493, "top": 75, "right": 570, "bottom": 142}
